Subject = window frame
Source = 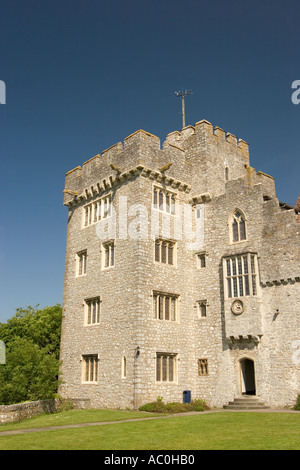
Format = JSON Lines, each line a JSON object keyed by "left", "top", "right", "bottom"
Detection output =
{"left": 155, "top": 352, "right": 178, "bottom": 383}
{"left": 196, "top": 252, "right": 206, "bottom": 269}
{"left": 152, "top": 185, "right": 177, "bottom": 215}
{"left": 121, "top": 356, "right": 127, "bottom": 379}
{"left": 84, "top": 296, "right": 101, "bottom": 326}
{"left": 229, "top": 209, "right": 247, "bottom": 244}
{"left": 154, "top": 238, "right": 177, "bottom": 266}
{"left": 76, "top": 250, "right": 87, "bottom": 277}
{"left": 223, "top": 253, "right": 259, "bottom": 299}
{"left": 83, "top": 194, "right": 112, "bottom": 228}
{"left": 198, "top": 358, "right": 209, "bottom": 376}
{"left": 225, "top": 166, "right": 229, "bottom": 181}
{"left": 82, "top": 354, "right": 99, "bottom": 383}
{"left": 102, "top": 241, "right": 115, "bottom": 269}
{"left": 196, "top": 300, "right": 208, "bottom": 319}
{"left": 152, "top": 291, "right": 179, "bottom": 322}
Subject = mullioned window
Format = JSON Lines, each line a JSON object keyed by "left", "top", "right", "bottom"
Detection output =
{"left": 153, "top": 186, "right": 176, "bottom": 214}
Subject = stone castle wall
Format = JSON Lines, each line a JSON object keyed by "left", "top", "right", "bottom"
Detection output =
{"left": 60, "top": 121, "right": 300, "bottom": 409}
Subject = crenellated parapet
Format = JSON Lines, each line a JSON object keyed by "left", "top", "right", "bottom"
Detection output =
{"left": 165, "top": 120, "right": 249, "bottom": 163}
{"left": 63, "top": 120, "right": 265, "bottom": 206}
{"left": 63, "top": 130, "right": 161, "bottom": 205}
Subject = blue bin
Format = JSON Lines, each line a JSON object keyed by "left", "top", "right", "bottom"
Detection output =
{"left": 183, "top": 390, "right": 191, "bottom": 404}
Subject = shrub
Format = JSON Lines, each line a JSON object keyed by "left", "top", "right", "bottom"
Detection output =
{"left": 0, "top": 305, "right": 62, "bottom": 405}
{"left": 165, "top": 402, "right": 189, "bottom": 413}
{"left": 138, "top": 397, "right": 167, "bottom": 413}
{"left": 139, "top": 397, "right": 209, "bottom": 414}
{"left": 191, "top": 399, "right": 210, "bottom": 411}
{"left": 294, "top": 394, "right": 300, "bottom": 410}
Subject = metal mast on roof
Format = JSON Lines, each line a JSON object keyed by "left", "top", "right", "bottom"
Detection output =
{"left": 175, "top": 89, "right": 192, "bottom": 128}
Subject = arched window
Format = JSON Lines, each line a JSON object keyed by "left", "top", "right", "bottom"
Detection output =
{"left": 225, "top": 166, "right": 229, "bottom": 181}
{"left": 231, "top": 210, "right": 247, "bottom": 242}
{"left": 121, "top": 356, "right": 127, "bottom": 379}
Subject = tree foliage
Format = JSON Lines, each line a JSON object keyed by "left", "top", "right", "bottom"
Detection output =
{"left": 0, "top": 304, "right": 62, "bottom": 405}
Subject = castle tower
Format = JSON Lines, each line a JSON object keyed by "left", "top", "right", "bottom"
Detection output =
{"left": 59, "top": 122, "right": 300, "bottom": 409}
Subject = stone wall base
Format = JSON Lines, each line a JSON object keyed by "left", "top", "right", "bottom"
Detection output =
{"left": 0, "top": 398, "right": 90, "bottom": 424}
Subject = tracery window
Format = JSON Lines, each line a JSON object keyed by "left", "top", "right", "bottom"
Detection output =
{"left": 231, "top": 210, "right": 247, "bottom": 242}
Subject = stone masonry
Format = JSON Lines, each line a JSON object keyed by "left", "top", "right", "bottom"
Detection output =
{"left": 59, "top": 120, "right": 300, "bottom": 409}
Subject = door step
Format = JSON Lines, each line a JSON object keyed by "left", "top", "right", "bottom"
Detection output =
{"left": 223, "top": 395, "right": 270, "bottom": 410}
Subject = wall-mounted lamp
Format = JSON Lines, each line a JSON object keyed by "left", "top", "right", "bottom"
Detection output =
{"left": 272, "top": 309, "right": 280, "bottom": 321}
{"left": 135, "top": 346, "right": 140, "bottom": 359}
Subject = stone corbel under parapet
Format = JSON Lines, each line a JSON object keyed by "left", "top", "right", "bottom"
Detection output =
{"left": 64, "top": 164, "right": 192, "bottom": 207}
{"left": 189, "top": 193, "right": 212, "bottom": 205}
{"left": 140, "top": 168, "right": 191, "bottom": 193}
{"left": 261, "top": 277, "right": 300, "bottom": 288}
{"left": 227, "top": 335, "right": 262, "bottom": 345}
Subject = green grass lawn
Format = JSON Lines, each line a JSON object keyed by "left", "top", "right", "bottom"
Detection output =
{"left": 0, "top": 410, "right": 299, "bottom": 450}
{"left": 0, "top": 408, "right": 160, "bottom": 431}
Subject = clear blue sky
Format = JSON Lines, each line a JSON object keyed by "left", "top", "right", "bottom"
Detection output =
{"left": 0, "top": 0, "right": 299, "bottom": 322}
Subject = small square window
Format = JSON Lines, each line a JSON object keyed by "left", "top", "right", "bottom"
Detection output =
{"left": 196, "top": 301, "right": 207, "bottom": 318}
{"left": 198, "top": 359, "right": 208, "bottom": 376}
{"left": 196, "top": 253, "right": 206, "bottom": 269}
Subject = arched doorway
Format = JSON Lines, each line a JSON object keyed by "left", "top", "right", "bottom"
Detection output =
{"left": 240, "top": 358, "right": 256, "bottom": 395}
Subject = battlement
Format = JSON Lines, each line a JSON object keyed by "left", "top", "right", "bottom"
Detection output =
{"left": 165, "top": 120, "right": 249, "bottom": 160}
{"left": 66, "top": 120, "right": 249, "bottom": 175}
{"left": 124, "top": 129, "right": 160, "bottom": 146}
{"left": 65, "top": 129, "right": 161, "bottom": 176}
{"left": 64, "top": 120, "right": 252, "bottom": 205}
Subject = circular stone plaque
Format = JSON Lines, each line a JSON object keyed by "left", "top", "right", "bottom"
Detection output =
{"left": 231, "top": 299, "right": 244, "bottom": 315}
